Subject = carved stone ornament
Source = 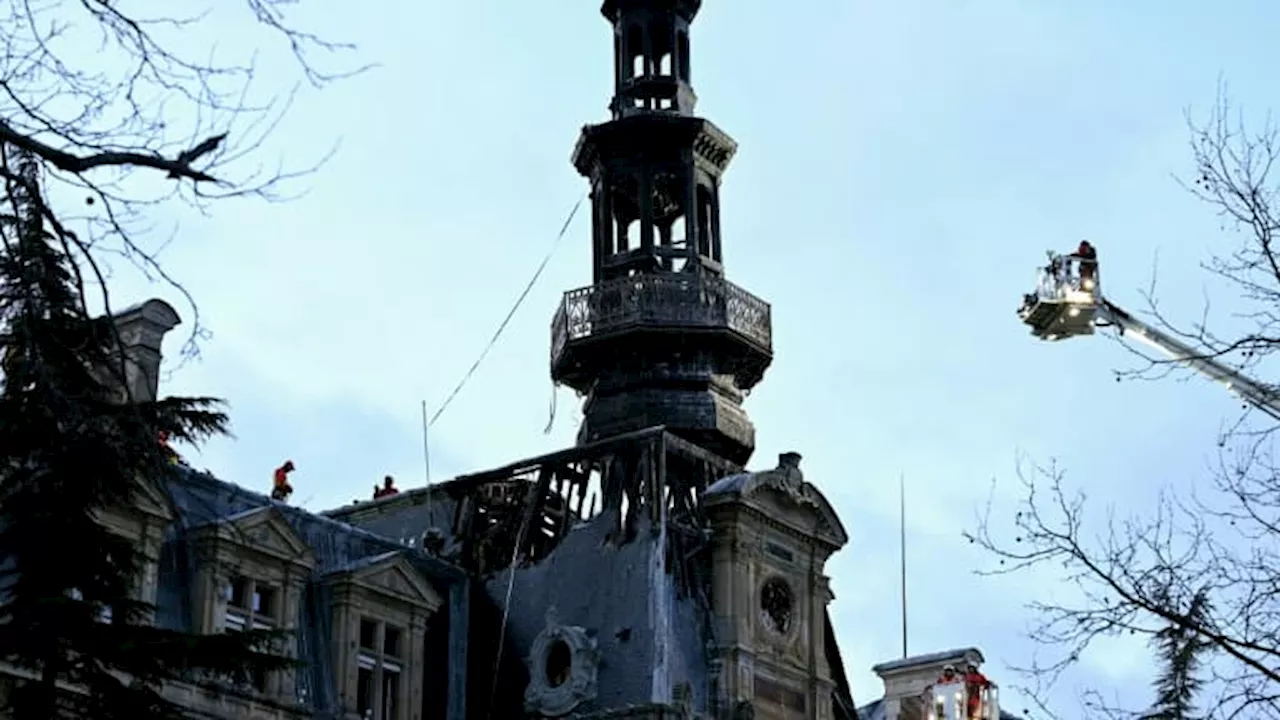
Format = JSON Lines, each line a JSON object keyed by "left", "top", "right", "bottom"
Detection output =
{"left": 524, "top": 621, "right": 601, "bottom": 717}
{"left": 739, "top": 453, "right": 819, "bottom": 510}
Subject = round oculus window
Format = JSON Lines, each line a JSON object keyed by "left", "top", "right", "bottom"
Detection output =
{"left": 545, "top": 639, "right": 572, "bottom": 688}
{"left": 760, "top": 578, "right": 794, "bottom": 634}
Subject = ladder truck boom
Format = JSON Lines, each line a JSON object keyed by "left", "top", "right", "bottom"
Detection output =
{"left": 1016, "top": 243, "right": 1280, "bottom": 421}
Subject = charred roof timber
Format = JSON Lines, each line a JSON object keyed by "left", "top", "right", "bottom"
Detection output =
{"left": 552, "top": 0, "right": 772, "bottom": 467}
{"left": 329, "top": 426, "right": 742, "bottom": 584}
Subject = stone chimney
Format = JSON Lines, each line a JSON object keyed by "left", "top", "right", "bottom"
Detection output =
{"left": 872, "top": 648, "right": 985, "bottom": 720}
{"left": 109, "top": 299, "right": 181, "bottom": 403}
{"left": 776, "top": 451, "right": 803, "bottom": 491}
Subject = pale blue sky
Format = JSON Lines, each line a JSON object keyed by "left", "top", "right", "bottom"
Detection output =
{"left": 98, "top": 1, "right": 1280, "bottom": 715}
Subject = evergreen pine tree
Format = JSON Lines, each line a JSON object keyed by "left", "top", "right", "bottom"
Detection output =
{"left": 1141, "top": 588, "right": 1214, "bottom": 720}
{"left": 0, "top": 145, "right": 297, "bottom": 718}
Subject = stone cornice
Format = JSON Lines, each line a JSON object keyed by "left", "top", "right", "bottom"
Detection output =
{"left": 572, "top": 115, "right": 738, "bottom": 176}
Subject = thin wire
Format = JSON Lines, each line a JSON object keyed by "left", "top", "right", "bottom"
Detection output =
{"left": 428, "top": 193, "right": 586, "bottom": 429}
{"left": 421, "top": 399, "right": 433, "bottom": 528}
{"left": 487, "top": 543, "right": 522, "bottom": 720}
{"left": 421, "top": 400, "right": 432, "bottom": 485}
{"left": 433, "top": 193, "right": 584, "bottom": 719}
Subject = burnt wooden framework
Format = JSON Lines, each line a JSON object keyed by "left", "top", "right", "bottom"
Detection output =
{"left": 553, "top": 0, "right": 773, "bottom": 467}
{"left": 441, "top": 426, "right": 738, "bottom": 588}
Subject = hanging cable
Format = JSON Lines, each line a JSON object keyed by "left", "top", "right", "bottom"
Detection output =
{"left": 427, "top": 193, "right": 586, "bottom": 429}
{"left": 487, "top": 543, "right": 522, "bottom": 720}
{"left": 543, "top": 382, "right": 559, "bottom": 435}
{"left": 420, "top": 193, "right": 584, "bottom": 720}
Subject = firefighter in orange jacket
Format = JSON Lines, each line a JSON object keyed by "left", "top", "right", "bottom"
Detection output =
{"left": 373, "top": 475, "right": 400, "bottom": 500}
{"left": 272, "top": 460, "right": 295, "bottom": 502}
{"left": 158, "top": 431, "right": 179, "bottom": 465}
{"left": 964, "top": 663, "right": 990, "bottom": 720}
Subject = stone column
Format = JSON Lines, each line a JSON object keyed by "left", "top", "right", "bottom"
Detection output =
{"left": 409, "top": 612, "right": 428, "bottom": 720}
{"left": 330, "top": 594, "right": 356, "bottom": 717}
{"left": 278, "top": 572, "right": 307, "bottom": 701}
{"left": 137, "top": 521, "right": 165, "bottom": 625}
{"left": 194, "top": 559, "right": 230, "bottom": 635}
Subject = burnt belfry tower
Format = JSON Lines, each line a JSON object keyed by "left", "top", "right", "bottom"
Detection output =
{"left": 550, "top": 0, "right": 772, "bottom": 466}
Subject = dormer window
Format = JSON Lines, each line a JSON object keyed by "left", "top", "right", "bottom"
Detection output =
{"left": 221, "top": 574, "right": 284, "bottom": 692}
{"left": 190, "top": 505, "right": 315, "bottom": 702}
{"left": 326, "top": 552, "right": 443, "bottom": 720}
{"left": 357, "top": 617, "right": 404, "bottom": 720}
{"left": 91, "top": 476, "right": 174, "bottom": 627}
{"left": 223, "top": 575, "right": 279, "bottom": 632}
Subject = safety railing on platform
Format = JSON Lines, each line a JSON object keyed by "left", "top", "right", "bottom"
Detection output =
{"left": 550, "top": 273, "right": 772, "bottom": 365}
{"left": 1034, "top": 256, "right": 1100, "bottom": 302}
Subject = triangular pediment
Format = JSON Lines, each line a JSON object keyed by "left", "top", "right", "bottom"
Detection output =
{"left": 704, "top": 465, "right": 849, "bottom": 549}
{"left": 131, "top": 475, "right": 174, "bottom": 522}
{"left": 95, "top": 475, "right": 175, "bottom": 533}
{"left": 351, "top": 554, "right": 443, "bottom": 611}
{"left": 219, "top": 506, "right": 316, "bottom": 568}
{"left": 743, "top": 481, "right": 849, "bottom": 549}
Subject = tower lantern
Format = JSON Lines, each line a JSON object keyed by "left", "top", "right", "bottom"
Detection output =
{"left": 604, "top": 0, "right": 698, "bottom": 118}
{"left": 552, "top": 0, "right": 772, "bottom": 466}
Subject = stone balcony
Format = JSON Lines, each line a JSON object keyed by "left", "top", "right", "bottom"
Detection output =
{"left": 550, "top": 273, "right": 772, "bottom": 379}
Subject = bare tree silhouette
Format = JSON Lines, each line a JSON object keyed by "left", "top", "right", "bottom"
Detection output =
{"left": 0, "top": 2, "right": 365, "bottom": 717}
{"left": 0, "top": 0, "right": 368, "bottom": 354}
{"left": 970, "top": 86, "right": 1280, "bottom": 720}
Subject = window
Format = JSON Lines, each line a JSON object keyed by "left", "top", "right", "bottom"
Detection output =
{"left": 356, "top": 617, "right": 405, "bottom": 720}
{"left": 759, "top": 577, "right": 794, "bottom": 635}
{"left": 224, "top": 576, "right": 279, "bottom": 631}
{"left": 545, "top": 640, "right": 571, "bottom": 687}
{"left": 676, "top": 31, "right": 690, "bottom": 81}
{"left": 222, "top": 575, "right": 280, "bottom": 692}
{"left": 626, "top": 25, "right": 645, "bottom": 78}
{"left": 696, "top": 184, "right": 715, "bottom": 258}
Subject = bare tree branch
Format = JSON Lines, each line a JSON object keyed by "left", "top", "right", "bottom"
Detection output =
{"left": 0, "top": 121, "right": 224, "bottom": 182}
{"left": 980, "top": 84, "right": 1280, "bottom": 720}
{"left": 0, "top": 0, "right": 367, "bottom": 362}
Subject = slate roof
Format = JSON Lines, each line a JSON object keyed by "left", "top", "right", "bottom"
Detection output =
{"left": 9, "top": 458, "right": 864, "bottom": 719}
{"left": 153, "top": 466, "right": 469, "bottom": 718}
{"left": 328, "top": 485, "right": 711, "bottom": 714}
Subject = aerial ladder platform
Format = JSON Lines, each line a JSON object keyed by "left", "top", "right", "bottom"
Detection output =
{"left": 1016, "top": 244, "right": 1280, "bottom": 422}
{"left": 922, "top": 669, "right": 999, "bottom": 720}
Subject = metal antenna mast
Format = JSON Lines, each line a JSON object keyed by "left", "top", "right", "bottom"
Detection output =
{"left": 900, "top": 473, "right": 909, "bottom": 659}
{"left": 421, "top": 400, "right": 432, "bottom": 486}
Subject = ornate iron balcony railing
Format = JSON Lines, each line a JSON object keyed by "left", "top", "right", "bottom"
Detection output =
{"left": 550, "top": 273, "right": 772, "bottom": 366}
